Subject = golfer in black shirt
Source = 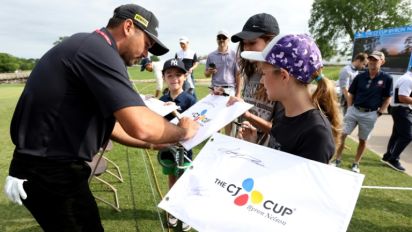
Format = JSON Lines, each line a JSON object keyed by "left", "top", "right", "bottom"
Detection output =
{"left": 4, "top": 4, "right": 199, "bottom": 231}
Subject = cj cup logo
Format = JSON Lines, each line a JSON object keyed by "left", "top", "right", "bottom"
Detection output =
{"left": 192, "top": 109, "right": 211, "bottom": 123}
{"left": 215, "top": 177, "right": 295, "bottom": 218}
{"left": 234, "top": 178, "right": 263, "bottom": 206}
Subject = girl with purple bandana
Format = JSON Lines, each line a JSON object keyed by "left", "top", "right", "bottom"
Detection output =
{"left": 239, "top": 34, "right": 342, "bottom": 163}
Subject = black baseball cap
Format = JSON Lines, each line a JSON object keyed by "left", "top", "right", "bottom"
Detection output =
{"left": 231, "top": 13, "right": 280, "bottom": 43}
{"left": 113, "top": 4, "right": 169, "bottom": 56}
{"left": 162, "top": 58, "right": 187, "bottom": 74}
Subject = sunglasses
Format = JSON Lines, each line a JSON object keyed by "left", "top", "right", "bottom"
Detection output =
{"left": 217, "top": 35, "right": 228, "bottom": 40}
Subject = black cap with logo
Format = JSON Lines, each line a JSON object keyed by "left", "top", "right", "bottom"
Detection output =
{"left": 113, "top": 4, "right": 169, "bottom": 56}
{"left": 231, "top": 13, "right": 280, "bottom": 43}
{"left": 162, "top": 58, "right": 187, "bottom": 74}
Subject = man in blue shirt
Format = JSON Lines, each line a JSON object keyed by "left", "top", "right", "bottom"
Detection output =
{"left": 332, "top": 51, "right": 392, "bottom": 173}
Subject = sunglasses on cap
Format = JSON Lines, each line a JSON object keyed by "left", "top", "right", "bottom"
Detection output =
{"left": 217, "top": 35, "right": 228, "bottom": 40}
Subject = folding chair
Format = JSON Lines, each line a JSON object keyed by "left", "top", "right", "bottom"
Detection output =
{"left": 87, "top": 140, "right": 123, "bottom": 212}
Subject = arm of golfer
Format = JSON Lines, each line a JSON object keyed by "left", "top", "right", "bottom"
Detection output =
{"left": 114, "top": 106, "right": 199, "bottom": 144}
{"left": 110, "top": 122, "right": 156, "bottom": 149}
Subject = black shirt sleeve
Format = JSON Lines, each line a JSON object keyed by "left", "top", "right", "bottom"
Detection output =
{"left": 296, "top": 125, "right": 335, "bottom": 163}
{"left": 71, "top": 42, "right": 144, "bottom": 117}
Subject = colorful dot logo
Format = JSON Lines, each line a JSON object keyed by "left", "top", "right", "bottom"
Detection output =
{"left": 234, "top": 178, "right": 264, "bottom": 206}
{"left": 192, "top": 109, "right": 211, "bottom": 123}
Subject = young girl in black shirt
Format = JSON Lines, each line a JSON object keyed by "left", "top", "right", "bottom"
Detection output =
{"left": 239, "top": 34, "right": 342, "bottom": 163}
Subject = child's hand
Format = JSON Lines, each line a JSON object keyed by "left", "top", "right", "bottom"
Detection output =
{"left": 226, "top": 96, "right": 244, "bottom": 106}
{"left": 237, "top": 121, "right": 257, "bottom": 143}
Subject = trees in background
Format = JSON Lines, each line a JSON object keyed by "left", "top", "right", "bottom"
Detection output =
{"left": 0, "top": 53, "right": 37, "bottom": 73}
{"left": 309, "top": 0, "right": 412, "bottom": 59}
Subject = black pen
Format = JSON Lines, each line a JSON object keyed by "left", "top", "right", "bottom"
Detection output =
{"left": 233, "top": 121, "right": 250, "bottom": 128}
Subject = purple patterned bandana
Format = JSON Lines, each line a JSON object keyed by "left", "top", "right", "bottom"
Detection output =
{"left": 265, "top": 34, "right": 323, "bottom": 84}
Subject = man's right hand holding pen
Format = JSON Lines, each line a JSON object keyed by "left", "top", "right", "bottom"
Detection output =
{"left": 173, "top": 110, "right": 200, "bottom": 141}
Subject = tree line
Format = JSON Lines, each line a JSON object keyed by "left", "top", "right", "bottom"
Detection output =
{"left": 0, "top": 53, "right": 37, "bottom": 73}
{"left": 309, "top": 0, "right": 412, "bottom": 59}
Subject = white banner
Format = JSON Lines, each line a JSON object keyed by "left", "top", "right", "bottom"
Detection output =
{"left": 158, "top": 133, "right": 364, "bottom": 232}
{"left": 140, "top": 94, "right": 178, "bottom": 117}
{"left": 171, "top": 94, "right": 253, "bottom": 150}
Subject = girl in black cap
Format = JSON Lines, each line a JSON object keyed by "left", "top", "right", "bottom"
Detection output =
{"left": 228, "top": 13, "right": 283, "bottom": 146}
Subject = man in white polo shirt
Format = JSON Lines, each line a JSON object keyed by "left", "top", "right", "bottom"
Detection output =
{"left": 175, "top": 36, "right": 198, "bottom": 99}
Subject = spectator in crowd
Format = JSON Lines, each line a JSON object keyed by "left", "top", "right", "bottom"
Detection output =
{"left": 381, "top": 67, "right": 412, "bottom": 172}
{"left": 140, "top": 57, "right": 165, "bottom": 97}
{"left": 3, "top": 4, "right": 199, "bottom": 231}
{"left": 175, "top": 36, "right": 198, "bottom": 99}
{"left": 339, "top": 53, "right": 368, "bottom": 114}
{"left": 332, "top": 51, "right": 392, "bottom": 173}
{"left": 228, "top": 13, "right": 283, "bottom": 145}
{"left": 205, "top": 29, "right": 240, "bottom": 97}
{"left": 205, "top": 29, "right": 240, "bottom": 135}
{"left": 158, "top": 58, "right": 196, "bottom": 231}
{"left": 238, "top": 34, "right": 342, "bottom": 164}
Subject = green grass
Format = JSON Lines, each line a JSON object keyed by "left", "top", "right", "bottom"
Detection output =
{"left": 323, "top": 65, "right": 342, "bottom": 81}
{"left": 1, "top": 67, "right": 412, "bottom": 232}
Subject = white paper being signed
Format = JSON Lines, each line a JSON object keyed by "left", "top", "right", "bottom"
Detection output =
{"left": 171, "top": 94, "right": 253, "bottom": 150}
{"left": 140, "top": 94, "right": 178, "bottom": 117}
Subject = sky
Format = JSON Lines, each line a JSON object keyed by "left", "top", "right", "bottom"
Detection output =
{"left": 0, "top": 0, "right": 314, "bottom": 60}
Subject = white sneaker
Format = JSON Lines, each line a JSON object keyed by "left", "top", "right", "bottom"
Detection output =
{"left": 182, "top": 222, "right": 192, "bottom": 231}
{"left": 351, "top": 163, "right": 360, "bottom": 173}
{"left": 330, "top": 159, "right": 342, "bottom": 167}
{"left": 167, "top": 214, "right": 177, "bottom": 228}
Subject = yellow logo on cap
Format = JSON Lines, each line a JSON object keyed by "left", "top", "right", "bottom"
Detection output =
{"left": 134, "top": 14, "right": 149, "bottom": 27}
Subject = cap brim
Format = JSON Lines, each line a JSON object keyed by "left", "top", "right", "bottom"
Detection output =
{"left": 231, "top": 31, "right": 265, "bottom": 43}
{"left": 145, "top": 30, "right": 169, "bottom": 56}
{"left": 368, "top": 55, "right": 383, "bottom": 61}
{"left": 240, "top": 51, "right": 266, "bottom": 62}
{"left": 162, "top": 67, "right": 187, "bottom": 74}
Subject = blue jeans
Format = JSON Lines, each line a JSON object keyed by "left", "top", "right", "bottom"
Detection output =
{"left": 383, "top": 106, "right": 412, "bottom": 161}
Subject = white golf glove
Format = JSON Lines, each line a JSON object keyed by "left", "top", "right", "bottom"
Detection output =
{"left": 4, "top": 175, "right": 27, "bottom": 205}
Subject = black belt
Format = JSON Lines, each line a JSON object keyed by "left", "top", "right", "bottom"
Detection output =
{"left": 354, "top": 106, "right": 377, "bottom": 112}
{"left": 393, "top": 106, "right": 412, "bottom": 113}
{"left": 215, "top": 85, "right": 233, "bottom": 88}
